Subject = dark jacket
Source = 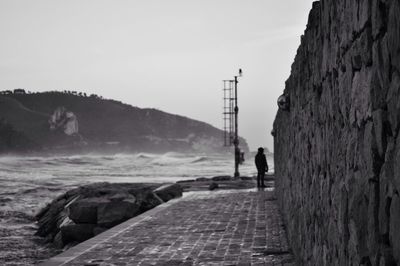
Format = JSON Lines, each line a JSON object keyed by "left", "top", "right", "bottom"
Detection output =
{"left": 255, "top": 153, "right": 268, "bottom": 172}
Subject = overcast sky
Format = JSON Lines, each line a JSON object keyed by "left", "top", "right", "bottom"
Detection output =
{"left": 0, "top": 0, "right": 314, "bottom": 151}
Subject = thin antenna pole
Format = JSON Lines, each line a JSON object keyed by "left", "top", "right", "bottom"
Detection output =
{"left": 234, "top": 76, "right": 239, "bottom": 178}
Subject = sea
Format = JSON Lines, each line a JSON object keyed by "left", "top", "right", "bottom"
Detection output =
{"left": 0, "top": 152, "right": 274, "bottom": 265}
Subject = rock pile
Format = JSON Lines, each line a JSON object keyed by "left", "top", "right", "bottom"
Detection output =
{"left": 35, "top": 182, "right": 182, "bottom": 248}
{"left": 274, "top": 0, "right": 400, "bottom": 265}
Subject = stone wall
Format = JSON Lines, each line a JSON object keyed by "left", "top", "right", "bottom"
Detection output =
{"left": 273, "top": 0, "right": 400, "bottom": 265}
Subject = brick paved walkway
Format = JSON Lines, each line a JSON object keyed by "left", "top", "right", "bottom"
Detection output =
{"left": 39, "top": 190, "right": 294, "bottom": 266}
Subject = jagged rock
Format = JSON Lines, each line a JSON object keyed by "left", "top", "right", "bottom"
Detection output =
{"left": 97, "top": 199, "right": 140, "bottom": 227}
{"left": 387, "top": 0, "right": 400, "bottom": 72}
{"left": 153, "top": 184, "right": 183, "bottom": 202}
{"left": 211, "top": 175, "right": 232, "bottom": 181}
{"left": 371, "top": 0, "right": 385, "bottom": 39}
{"left": 35, "top": 198, "right": 66, "bottom": 237}
{"left": 53, "top": 232, "right": 63, "bottom": 249}
{"left": 386, "top": 72, "right": 400, "bottom": 134}
{"left": 93, "top": 227, "right": 108, "bottom": 236}
{"left": 176, "top": 179, "right": 195, "bottom": 183}
{"left": 208, "top": 182, "right": 219, "bottom": 191}
{"left": 109, "top": 192, "right": 135, "bottom": 202}
{"left": 138, "top": 190, "right": 164, "bottom": 211}
{"left": 390, "top": 194, "right": 400, "bottom": 262}
{"left": 68, "top": 198, "right": 105, "bottom": 224}
{"left": 350, "top": 68, "right": 372, "bottom": 127}
{"left": 372, "top": 109, "right": 387, "bottom": 157}
{"left": 35, "top": 182, "right": 182, "bottom": 249}
{"left": 61, "top": 224, "right": 96, "bottom": 244}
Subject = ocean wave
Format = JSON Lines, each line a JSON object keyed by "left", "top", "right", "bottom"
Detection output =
{"left": 19, "top": 186, "right": 63, "bottom": 195}
{"left": 54, "top": 158, "right": 93, "bottom": 165}
{"left": 190, "top": 156, "right": 209, "bottom": 163}
{"left": 162, "top": 152, "right": 188, "bottom": 158}
{"left": 0, "top": 210, "right": 34, "bottom": 222}
{"left": 43, "top": 161, "right": 61, "bottom": 166}
{"left": 0, "top": 197, "right": 12, "bottom": 204}
{"left": 135, "top": 153, "right": 156, "bottom": 159}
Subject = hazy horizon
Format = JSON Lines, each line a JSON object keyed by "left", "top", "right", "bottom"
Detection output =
{"left": 0, "top": 0, "right": 315, "bottom": 151}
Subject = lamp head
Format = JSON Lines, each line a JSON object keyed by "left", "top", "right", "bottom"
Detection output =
{"left": 238, "top": 68, "right": 242, "bottom": 77}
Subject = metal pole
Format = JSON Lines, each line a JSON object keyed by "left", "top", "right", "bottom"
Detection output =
{"left": 234, "top": 76, "right": 240, "bottom": 178}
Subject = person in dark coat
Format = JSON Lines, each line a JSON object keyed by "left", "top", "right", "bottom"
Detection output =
{"left": 255, "top": 147, "right": 268, "bottom": 187}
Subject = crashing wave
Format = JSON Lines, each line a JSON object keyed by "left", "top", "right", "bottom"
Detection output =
{"left": 190, "top": 156, "right": 209, "bottom": 163}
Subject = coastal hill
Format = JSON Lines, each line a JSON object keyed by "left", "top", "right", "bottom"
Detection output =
{"left": 0, "top": 90, "right": 249, "bottom": 154}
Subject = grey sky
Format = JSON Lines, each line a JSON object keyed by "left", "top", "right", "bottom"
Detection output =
{"left": 0, "top": 0, "right": 314, "bottom": 151}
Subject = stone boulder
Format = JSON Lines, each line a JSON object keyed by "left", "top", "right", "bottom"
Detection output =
{"left": 208, "top": 182, "right": 219, "bottom": 190}
{"left": 35, "top": 182, "right": 182, "bottom": 248}
{"left": 61, "top": 224, "right": 96, "bottom": 243}
{"left": 68, "top": 198, "right": 106, "bottom": 224}
{"left": 97, "top": 199, "right": 140, "bottom": 227}
{"left": 153, "top": 183, "right": 183, "bottom": 202}
{"left": 211, "top": 175, "right": 232, "bottom": 181}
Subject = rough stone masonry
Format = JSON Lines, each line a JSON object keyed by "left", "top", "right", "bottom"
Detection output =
{"left": 273, "top": 0, "right": 400, "bottom": 265}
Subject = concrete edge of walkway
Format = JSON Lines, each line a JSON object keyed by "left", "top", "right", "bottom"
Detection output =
{"left": 37, "top": 195, "right": 186, "bottom": 266}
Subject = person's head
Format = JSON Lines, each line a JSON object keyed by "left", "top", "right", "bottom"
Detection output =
{"left": 258, "top": 147, "right": 264, "bottom": 154}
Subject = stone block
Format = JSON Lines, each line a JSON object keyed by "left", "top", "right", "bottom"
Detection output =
{"left": 363, "top": 122, "right": 380, "bottom": 179}
{"left": 208, "top": 182, "right": 219, "bottom": 191}
{"left": 370, "top": 67, "right": 386, "bottom": 111}
{"left": 350, "top": 68, "right": 372, "bottom": 127}
{"left": 371, "top": 0, "right": 386, "bottom": 39}
{"left": 153, "top": 183, "right": 183, "bottom": 202}
{"left": 61, "top": 224, "right": 96, "bottom": 244}
{"left": 68, "top": 198, "right": 108, "bottom": 224}
{"left": 352, "top": 28, "right": 373, "bottom": 71}
{"left": 109, "top": 192, "right": 136, "bottom": 202}
{"left": 390, "top": 194, "right": 400, "bottom": 263}
{"left": 386, "top": 71, "right": 400, "bottom": 135}
{"left": 97, "top": 199, "right": 140, "bottom": 228}
{"left": 372, "top": 36, "right": 390, "bottom": 92}
{"left": 387, "top": 0, "right": 400, "bottom": 72}
{"left": 93, "top": 226, "right": 108, "bottom": 236}
{"left": 367, "top": 180, "right": 380, "bottom": 258}
{"left": 355, "top": 0, "right": 372, "bottom": 33}
{"left": 372, "top": 109, "right": 387, "bottom": 157}
{"left": 211, "top": 175, "right": 232, "bottom": 181}
{"left": 53, "top": 231, "right": 63, "bottom": 249}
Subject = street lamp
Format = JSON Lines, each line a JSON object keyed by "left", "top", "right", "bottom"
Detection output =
{"left": 233, "top": 69, "right": 242, "bottom": 178}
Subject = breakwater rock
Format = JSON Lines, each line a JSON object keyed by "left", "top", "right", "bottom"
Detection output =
{"left": 35, "top": 182, "right": 182, "bottom": 248}
{"left": 274, "top": 0, "right": 400, "bottom": 265}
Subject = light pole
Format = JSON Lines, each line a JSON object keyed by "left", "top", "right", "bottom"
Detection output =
{"left": 233, "top": 69, "right": 242, "bottom": 178}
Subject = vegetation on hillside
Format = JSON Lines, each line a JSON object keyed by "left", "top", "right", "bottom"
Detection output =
{"left": 0, "top": 90, "right": 249, "bottom": 154}
{"left": 0, "top": 119, "right": 35, "bottom": 152}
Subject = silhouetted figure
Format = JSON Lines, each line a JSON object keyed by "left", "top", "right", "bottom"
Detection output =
{"left": 255, "top": 147, "right": 268, "bottom": 188}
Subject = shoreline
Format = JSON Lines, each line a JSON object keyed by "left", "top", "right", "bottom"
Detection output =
{"left": 37, "top": 183, "right": 288, "bottom": 266}
{"left": 33, "top": 174, "right": 275, "bottom": 265}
